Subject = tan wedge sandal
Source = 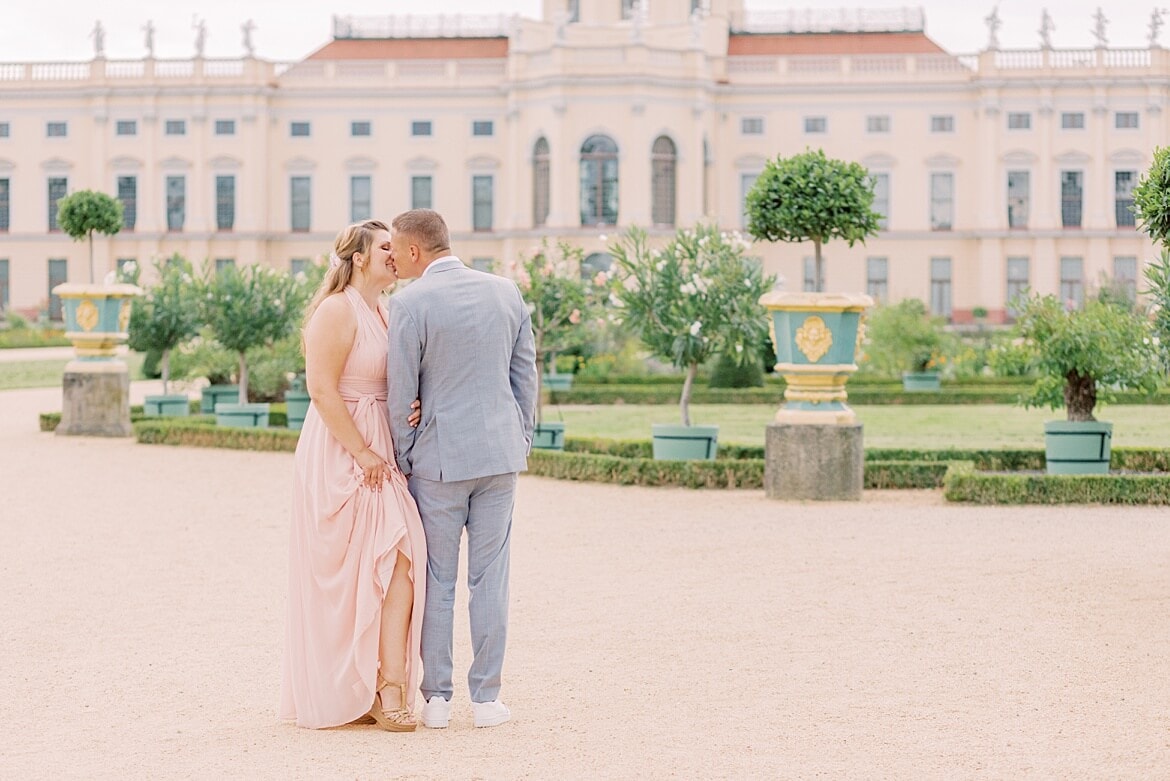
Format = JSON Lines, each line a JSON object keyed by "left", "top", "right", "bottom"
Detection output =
{"left": 366, "top": 674, "right": 417, "bottom": 732}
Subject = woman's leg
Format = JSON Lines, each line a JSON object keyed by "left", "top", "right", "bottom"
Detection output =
{"left": 378, "top": 550, "right": 414, "bottom": 684}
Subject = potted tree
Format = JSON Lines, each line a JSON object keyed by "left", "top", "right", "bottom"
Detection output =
{"left": 1133, "top": 145, "right": 1170, "bottom": 373}
{"left": 609, "top": 225, "right": 773, "bottom": 460}
{"left": 57, "top": 189, "right": 124, "bottom": 284}
{"left": 746, "top": 148, "right": 880, "bottom": 423}
{"left": 125, "top": 256, "right": 200, "bottom": 416}
{"left": 860, "top": 299, "right": 948, "bottom": 391}
{"left": 991, "top": 294, "right": 1161, "bottom": 474}
{"left": 514, "top": 240, "right": 599, "bottom": 450}
{"left": 201, "top": 262, "right": 302, "bottom": 428}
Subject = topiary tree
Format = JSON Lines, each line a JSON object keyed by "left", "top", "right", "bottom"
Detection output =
{"left": 57, "top": 189, "right": 124, "bottom": 284}
{"left": 126, "top": 256, "right": 200, "bottom": 395}
{"left": 745, "top": 148, "right": 881, "bottom": 292}
{"left": 201, "top": 263, "right": 303, "bottom": 404}
{"left": 1133, "top": 145, "right": 1170, "bottom": 371}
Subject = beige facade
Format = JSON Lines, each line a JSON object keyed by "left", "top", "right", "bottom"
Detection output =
{"left": 0, "top": 1, "right": 1163, "bottom": 322}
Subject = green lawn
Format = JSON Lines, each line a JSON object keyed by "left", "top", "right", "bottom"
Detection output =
{"left": 546, "top": 403, "right": 1170, "bottom": 449}
{"left": 0, "top": 354, "right": 147, "bottom": 391}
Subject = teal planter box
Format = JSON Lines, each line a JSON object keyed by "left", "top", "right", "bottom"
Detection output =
{"left": 285, "top": 390, "right": 311, "bottom": 431}
{"left": 201, "top": 384, "right": 240, "bottom": 413}
{"left": 143, "top": 394, "right": 190, "bottom": 417}
{"left": 215, "top": 402, "right": 270, "bottom": 429}
{"left": 543, "top": 373, "right": 574, "bottom": 391}
{"left": 532, "top": 422, "right": 565, "bottom": 450}
{"left": 901, "top": 372, "right": 942, "bottom": 392}
{"left": 1044, "top": 420, "right": 1112, "bottom": 475}
{"left": 651, "top": 424, "right": 718, "bottom": 461}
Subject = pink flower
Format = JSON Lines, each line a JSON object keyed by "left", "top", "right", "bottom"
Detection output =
{"left": 569, "top": 309, "right": 581, "bottom": 324}
{"left": 593, "top": 271, "right": 608, "bottom": 286}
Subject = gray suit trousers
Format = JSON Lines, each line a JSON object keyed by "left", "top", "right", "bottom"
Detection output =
{"left": 409, "top": 472, "right": 515, "bottom": 704}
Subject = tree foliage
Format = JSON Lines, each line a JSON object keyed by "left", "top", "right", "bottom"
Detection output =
{"left": 126, "top": 256, "right": 201, "bottom": 394}
{"left": 860, "top": 299, "right": 951, "bottom": 376}
{"left": 1134, "top": 147, "right": 1170, "bottom": 371}
{"left": 745, "top": 148, "right": 880, "bottom": 291}
{"left": 57, "top": 189, "right": 124, "bottom": 283}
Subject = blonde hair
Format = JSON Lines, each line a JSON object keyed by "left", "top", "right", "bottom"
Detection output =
{"left": 391, "top": 209, "right": 451, "bottom": 256}
{"left": 302, "top": 219, "right": 390, "bottom": 330}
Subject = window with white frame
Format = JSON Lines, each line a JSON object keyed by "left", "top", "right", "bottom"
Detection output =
{"left": 804, "top": 116, "right": 827, "bottom": 134}
{"left": 0, "top": 259, "right": 9, "bottom": 312}
{"left": 930, "top": 115, "right": 954, "bottom": 133}
{"left": 1007, "top": 112, "right": 1031, "bottom": 130}
{"left": 411, "top": 175, "right": 432, "bottom": 210}
{"left": 350, "top": 175, "right": 371, "bottom": 222}
{"left": 1115, "top": 112, "right": 1140, "bottom": 129}
{"left": 1061, "top": 112, "right": 1085, "bottom": 129}
{"left": 214, "top": 119, "right": 236, "bottom": 136}
{"left": 411, "top": 120, "right": 432, "bottom": 137}
{"left": 740, "top": 172, "right": 758, "bottom": 230}
{"left": 1061, "top": 170, "right": 1083, "bottom": 228}
{"left": 165, "top": 175, "right": 185, "bottom": 231}
{"left": 0, "top": 178, "right": 8, "bottom": 231}
{"left": 1113, "top": 256, "right": 1138, "bottom": 302}
{"left": 116, "top": 120, "right": 137, "bottom": 136}
{"left": 290, "top": 176, "right": 311, "bottom": 232}
{"left": 0, "top": 122, "right": 9, "bottom": 138}
{"left": 165, "top": 120, "right": 186, "bottom": 136}
{"left": 472, "top": 175, "right": 493, "bottom": 232}
{"left": 46, "top": 121, "right": 67, "bottom": 137}
{"left": 472, "top": 121, "right": 494, "bottom": 137}
{"left": 533, "top": 137, "right": 550, "bottom": 227}
{"left": 651, "top": 136, "right": 677, "bottom": 227}
{"left": 871, "top": 172, "right": 889, "bottom": 230}
{"left": 1007, "top": 170, "right": 1030, "bottom": 229}
{"left": 1006, "top": 256, "right": 1029, "bottom": 317}
{"left": 48, "top": 259, "right": 67, "bottom": 320}
{"left": 290, "top": 121, "right": 310, "bottom": 137}
{"left": 866, "top": 257, "right": 888, "bottom": 301}
{"left": 1115, "top": 170, "right": 1136, "bottom": 227}
{"left": 117, "top": 176, "right": 137, "bottom": 231}
{"left": 930, "top": 172, "right": 954, "bottom": 231}
{"left": 216, "top": 175, "right": 235, "bottom": 231}
{"left": 741, "top": 117, "right": 764, "bottom": 135}
{"left": 48, "top": 177, "right": 67, "bottom": 231}
{"left": 579, "top": 134, "right": 618, "bottom": 226}
{"left": 351, "top": 121, "right": 371, "bottom": 137}
{"left": 866, "top": 115, "right": 890, "bottom": 133}
{"left": 1060, "top": 256, "right": 1084, "bottom": 309}
{"left": 930, "top": 257, "right": 953, "bottom": 319}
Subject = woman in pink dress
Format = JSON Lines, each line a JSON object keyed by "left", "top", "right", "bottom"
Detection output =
{"left": 280, "top": 219, "right": 427, "bottom": 732}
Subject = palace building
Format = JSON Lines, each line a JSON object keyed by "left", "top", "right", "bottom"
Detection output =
{"left": 0, "top": 0, "right": 1163, "bottom": 322}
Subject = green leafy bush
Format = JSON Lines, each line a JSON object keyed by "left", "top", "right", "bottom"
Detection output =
{"left": 860, "top": 299, "right": 952, "bottom": 376}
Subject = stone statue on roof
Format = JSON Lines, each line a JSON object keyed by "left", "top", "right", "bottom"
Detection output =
{"left": 143, "top": 20, "right": 155, "bottom": 58}
{"left": 242, "top": 19, "right": 256, "bottom": 57}
{"left": 984, "top": 7, "right": 1001, "bottom": 51}
{"left": 1150, "top": 8, "right": 1165, "bottom": 48}
{"left": 1039, "top": 9, "right": 1054, "bottom": 50}
{"left": 90, "top": 20, "right": 105, "bottom": 59}
{"left": 193, "top": 17, "right": 207, "bottom": 58}
{"left": 1092, "top": 7, "right": 1108, "bottom": 48}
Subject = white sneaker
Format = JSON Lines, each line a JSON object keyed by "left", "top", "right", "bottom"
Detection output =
{"left": 420, "top": 696, "right": 451, "bottom": 729}
{"left": 472, "top": 699, "right": 511, "bottom": 728}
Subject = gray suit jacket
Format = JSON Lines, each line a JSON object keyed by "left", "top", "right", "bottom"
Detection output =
{"left": 386, "top": 257, "right": 538, "bottom": 482}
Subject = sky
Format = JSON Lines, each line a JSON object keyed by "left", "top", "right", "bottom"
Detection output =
{"left": 0, "top": 1, "right": 1161, "bottom": 63}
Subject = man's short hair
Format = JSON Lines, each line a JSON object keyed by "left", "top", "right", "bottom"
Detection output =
{"left": 392, "top": 209, "right": 450, "bottom": 255}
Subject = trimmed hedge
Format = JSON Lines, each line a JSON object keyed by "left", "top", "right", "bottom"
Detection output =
{"left": 134, "top": 418, "right": 299, "bottom": 451}
{"left": 944, "top": 463, "right": 1170, "bottom": 504}
{"left": 40, "top": 401, "right": 288, "bottom": 432}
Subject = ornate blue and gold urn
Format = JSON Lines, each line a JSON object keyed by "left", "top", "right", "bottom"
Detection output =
{"left": 53, "top": 283, "right": 143, "bottom": 360}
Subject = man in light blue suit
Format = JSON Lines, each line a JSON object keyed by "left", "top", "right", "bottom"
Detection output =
{"left": 385, "top": 209, "right": 537, "bottom": 729}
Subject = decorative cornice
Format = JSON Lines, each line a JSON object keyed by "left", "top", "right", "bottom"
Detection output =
{"left": 40, "top": 157, "right": 73, "bottom": 171}
{"left": 283, "top": 156, "right": 316, "bottom": 172}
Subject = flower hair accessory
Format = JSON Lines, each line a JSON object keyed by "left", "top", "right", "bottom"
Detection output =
{"left": 329, "top": 252, "right": 342, "bottom": 269}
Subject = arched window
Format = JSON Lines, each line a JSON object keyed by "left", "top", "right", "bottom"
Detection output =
{"left": 533, "top": 137, "right": 550, "bottom": 227}
{"left": 651, "top": 135, "right": 677, "bottom": 227}
{"left": 581, "top": 252, "right": 613, "bottom": 282}
{"left": 580, "top": 135, "right": 618, "bottom": 226}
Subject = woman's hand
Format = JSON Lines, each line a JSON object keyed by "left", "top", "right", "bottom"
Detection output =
{"left": 355, "top": 447, "right": 391, "bottom": 491}
{"left": 408, "top": 398, "right": 422, "bottom": 428}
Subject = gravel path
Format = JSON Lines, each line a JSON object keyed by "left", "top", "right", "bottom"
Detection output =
{"left": 1, "top": 383, "right": 1167, "bottom": 779}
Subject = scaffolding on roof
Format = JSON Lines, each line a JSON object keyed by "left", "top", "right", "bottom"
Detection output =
{"left": 730, "top": 7, "right": 926, "bottom": 35}
{"left": 332, "top": 14, "right": 513, "bottom": 40}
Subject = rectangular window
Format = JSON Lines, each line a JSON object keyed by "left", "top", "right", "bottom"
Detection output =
{"left": 165, "top": 175, "right": 185, "bottom": 231}
{"left": 871, "top": 172, "right": 889, "bottom": 230}
{"left": 471, "top": 257, "right": 494, "bottom": 273}
{"left": 740, "top": 172, "right": 758, "bottom": 230}
{"left": 1115, "top": 170, "right": 1137, "bottom": 227}
{"left": 290, "top": 121, "right": 310, "bottom": 137}
{"left": 472, "top": 175, "right": 493, "bottom": 232}
{"left": 350, "top": 175, "right": 372, "bottom": 222}
{"left": 866, "top": 115, "right": 890, "bottom": 133}
{"left": 802, "top": 257, "right": 817, "bottom": 292}
{"left": 1007, "top": 170, "right": 1030, "bottom": 229}
{"left": 164, "top": 119, "right": 186, "bottom": 136}
{"left": 215, "top": 258, "right": 235, "bottom": 274}
{"left": 1061, "top": 170, "right": 1083, "bottom": 228}
{"left": 215, "top": 175, "right": 235, "bottom": 231}
{"left": 0, "top": 122, "right": 9, "bottom": 138}
{"left": 116, "top": 120, "right": 137, "bottom": 136}
{"left": 804, "top": 116, "right": 827, "bottom": 134}
{"left": 116, "top": 176, "right": 137, "bottom": 231}
{"left": 290, "top": 258, "right": 311, "bottom": 276}
{"left": 0, "top": 178, "right": 8, "bottom": 231}
{"left": 1007, "top": 112, "right": 1031, "bottom": 130}
{"left": 46, "top": 122, "right": 67, "bottom": 137}
{"left": 0, "top": 259, "right": 8, "bottom": 313}
{"left": 472, "top": 120, "right": 494, "bottom": 137}
{"left": 866, "top": 257, "right": 888, "bottom": 302}
{"left": 48, "top": 259, "right": 68, "bottom": 320}
{"left": 930, "top": 172, "right": 954, "bottom": 231}
{"left": 411, "top": 175, "right": 433, "bottom": 210}
{"left": 1060, "top": 256, "right": 1084, "bottom": 309}
{"left": 930, "top": 257, "right": 953, "bottom": 320}
{"left": 48, "top": 177, "right": 67, "bottom": 231}
{"left": 1006, "top": 256, "right": 1030, "bottom": 317}
{"left": 1115, "top": 111, "right": 1140, "bottom": 129}
{"left": 930, "top": 115, "right": 954, "bottom": 133}
{"left": 116, "top": 258, "right": 135, "bottom": 277}
{"left": 411, "top": 120, "right": 432, "bottom": 137}
{"left": 290, "top": 176, "right": 311, "bottom": 232}
{"left": 214, "top": 119, "right": 236, "bottom": 136}
{"left": 1113, "top": 256, "right": 1138, "bottom": 303}
{"left": 351, "top": 121, "right": 371, "bottom": 137}
{"left": 1061, "top": 112, "right": 1085, "bottom": 129}
{"left": 741, "top": 117, "right": 764, "bottom": 135}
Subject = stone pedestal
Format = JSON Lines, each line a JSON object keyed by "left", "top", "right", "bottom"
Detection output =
{"left": 764, "top": 422, "right": 863, "bottom": 501}
{"left": 57, "top": 360, "right": 132, "bottom": 437}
